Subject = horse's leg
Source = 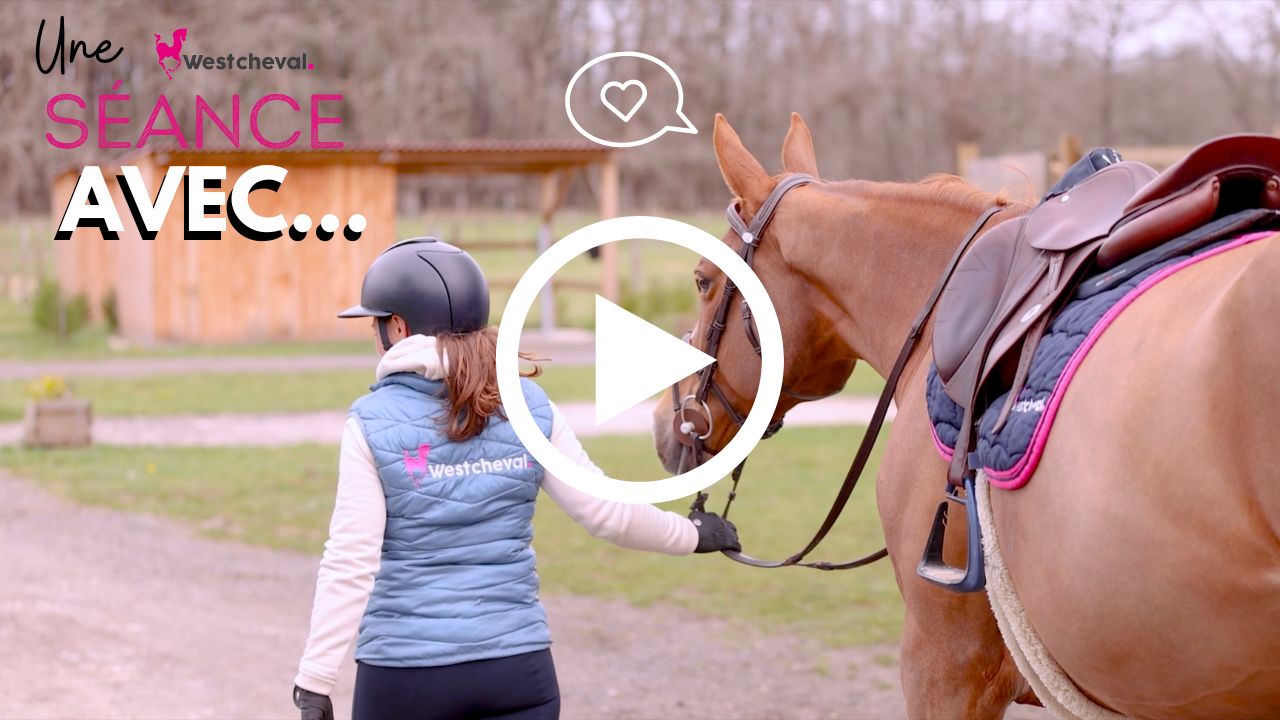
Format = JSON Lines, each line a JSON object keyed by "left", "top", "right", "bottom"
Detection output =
{"left": 879, "top": 368, "right": 1030, "bottom": 719}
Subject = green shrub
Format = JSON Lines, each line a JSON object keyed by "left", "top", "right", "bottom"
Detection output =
{"left": 32, "top": 279, "right": 90, "bottom": 339}
{"left": 101, "top": 289, "right": 119, "bottom": 333}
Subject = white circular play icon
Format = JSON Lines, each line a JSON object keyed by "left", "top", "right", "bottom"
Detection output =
{"left": 495, "top": 216, "right": 783, "bottom": 504}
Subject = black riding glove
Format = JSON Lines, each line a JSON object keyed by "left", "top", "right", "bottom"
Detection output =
{"left": 293, "top": 685, "right": 334, "bottom": 720}
{"left": 690, "top": 511, "right": 741, "bottom": 553}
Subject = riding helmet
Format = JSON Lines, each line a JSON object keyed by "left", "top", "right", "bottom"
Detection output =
{"left": 338, "top": 237, "right": 490, "bottom": 336}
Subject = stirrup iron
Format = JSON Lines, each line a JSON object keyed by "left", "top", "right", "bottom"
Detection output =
{"left": 916, "top": 473, "right": 987, "bottom": 592}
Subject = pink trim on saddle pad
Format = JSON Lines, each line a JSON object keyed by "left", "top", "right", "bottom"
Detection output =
{"left": 931, "top": 421, "right": 955, "bottom": 462}
{"left": 984, "top": 230, "right": 1275, "bottom": 490}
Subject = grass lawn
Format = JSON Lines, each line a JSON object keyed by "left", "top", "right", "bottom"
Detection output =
{"left": 0, "top": 362, "right": 885, "bottom": 422}
{"left": 0, "top": 364, "right": 597, "bottom": 422}
{"left": 0, "top": 425, "right": 902, "bottom": 646}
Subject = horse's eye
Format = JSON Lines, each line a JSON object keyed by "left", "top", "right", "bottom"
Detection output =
{"left": 695, "top": 276, "right": 710, "bottom": 293}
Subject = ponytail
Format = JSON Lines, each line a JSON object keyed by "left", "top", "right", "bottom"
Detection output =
{"left": 435, "top": 328, "right": 541, "bottom": 442}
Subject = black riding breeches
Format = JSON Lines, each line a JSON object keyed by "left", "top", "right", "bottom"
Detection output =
{"left": 352, "top": 649, "right": 560, "bottom": 720}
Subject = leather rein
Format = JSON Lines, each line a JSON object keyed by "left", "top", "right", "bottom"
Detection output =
{"left": 673, "top": 173, "right": 1002, "bottom": 571}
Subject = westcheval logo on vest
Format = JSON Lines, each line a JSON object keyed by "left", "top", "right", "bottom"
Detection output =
{"left": 402, "top": 443, "right": 535, "bottom": 490}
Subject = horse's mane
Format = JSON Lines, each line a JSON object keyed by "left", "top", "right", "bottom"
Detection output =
{"left": 812, "top": 174, "right": 1032, "bottom": 219}
{"left": 895, "top": 174, "right": 1027, "bottom": 214}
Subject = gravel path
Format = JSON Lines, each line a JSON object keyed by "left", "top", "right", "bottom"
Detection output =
{"left": 0, "top": 471, "right": 1048, "bottom": 720}
{"left": 0, "top": 397, "right": 892, "bottom": 447}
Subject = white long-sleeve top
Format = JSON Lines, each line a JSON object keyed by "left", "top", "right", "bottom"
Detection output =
{"left": 294, "top": 335, "right": 698, "bottom": 695}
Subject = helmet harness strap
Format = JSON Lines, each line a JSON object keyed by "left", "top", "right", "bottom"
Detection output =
{"left": 377, "top": 316, "right": 393, "bottom": 352}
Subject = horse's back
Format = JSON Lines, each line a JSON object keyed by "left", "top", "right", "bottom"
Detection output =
{"left": 991, "top": 232, "right": 1280, "bottom": 718}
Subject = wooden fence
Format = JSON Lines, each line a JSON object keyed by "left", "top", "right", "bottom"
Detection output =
{"left": 957, "top": 131, "right": 1280, "bottom": 200}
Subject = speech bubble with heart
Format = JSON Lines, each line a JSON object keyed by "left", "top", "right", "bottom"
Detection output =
{"left": 599, "top": 79, "right": 648, "bottom": 123}
{"left": 565, "top": 51, "right": 698, "bottom": 148}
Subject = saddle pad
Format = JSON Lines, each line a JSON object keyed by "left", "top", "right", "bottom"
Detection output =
{"left": 927, "top": 224, "right": 1277, "bottom": 490}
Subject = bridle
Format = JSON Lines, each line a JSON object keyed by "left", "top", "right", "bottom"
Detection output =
{"left": 670, "top": 174, "right": 831, "bottom": 455}
{"left": 672, "top": 173, "right": 1003, "bottom": 571}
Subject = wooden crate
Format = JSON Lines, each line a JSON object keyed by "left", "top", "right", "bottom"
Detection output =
{"left": 22, "top": 398, "right": 93, "bottom": 448}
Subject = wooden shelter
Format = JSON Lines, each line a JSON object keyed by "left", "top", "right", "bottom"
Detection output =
{"left": 52, "top": 140, "right": 617, "bottom": 345}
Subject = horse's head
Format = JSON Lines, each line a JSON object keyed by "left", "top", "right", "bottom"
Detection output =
{"left": 176, "top": 28, "right": 188, "bottom": 41}
{"left": 652, "top": 113, "right": 859, "bottom": 473}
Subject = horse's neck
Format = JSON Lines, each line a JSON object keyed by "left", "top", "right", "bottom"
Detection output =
{"left": 804, "top": 184, "right": 999, "bottom": 382}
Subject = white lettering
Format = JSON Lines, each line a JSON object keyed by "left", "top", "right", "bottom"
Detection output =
{"left": 412, "top": 453, "right": 533, "bottom": 485}
{"left": 118, "top": 165, "right": 185, "bottom": 239}
{"left": 227, "top": 164, "right": 287, "bottom": 238}
{"left": 1012, "top": 397, "right": 1047, "bottom": 414}
{"left": 57, "top": 166, "right": 123, "bottom": 240}
{"left": 186, "top": 165, "right": 227, "bottom": 237}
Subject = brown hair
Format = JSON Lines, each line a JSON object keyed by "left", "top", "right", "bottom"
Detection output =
{"left": 435, "top": 327, "right": 542, "bottom": 442}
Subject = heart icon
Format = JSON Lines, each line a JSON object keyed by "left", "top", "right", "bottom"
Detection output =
{"left": 599, "top": 79, "right": 648, "bottom": 123}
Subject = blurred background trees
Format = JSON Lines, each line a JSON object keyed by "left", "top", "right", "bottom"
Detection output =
{"left": 3, "top": 0, "right": 1279, "bottom": 216}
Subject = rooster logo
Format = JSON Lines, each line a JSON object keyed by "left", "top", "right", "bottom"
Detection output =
{"left": 154, "top": 28, "right": 187, "bottom": 80}
{"left": 403, "top": 444, "right": 431, "bottom": 488}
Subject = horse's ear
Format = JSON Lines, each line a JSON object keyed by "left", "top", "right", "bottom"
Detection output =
{"left": 781, "top": 112, "right": 819, "bottom": 177}
{"left": 714, "top": 114, "right": 772, "bottom": 209}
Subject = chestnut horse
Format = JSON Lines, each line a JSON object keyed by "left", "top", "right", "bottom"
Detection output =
{"left": 653, "top": 113, "right": 1280, "bottom": 718}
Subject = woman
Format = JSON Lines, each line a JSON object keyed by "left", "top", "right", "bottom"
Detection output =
{"left": 293, "top": 237, "right": 740, "bottom": 720}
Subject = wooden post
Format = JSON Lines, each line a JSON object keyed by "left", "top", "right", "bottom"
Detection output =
{"left": 598, "top": 156, "right": 619, "bottom": 302}
{"left": 1054, "top": 133, "right": 1083, "bottom": 182}
{"left": 956, "top": 142, "right": 980, "bottom": 179}
{"left": 536, "top": 172, "right": 560, "bottom": 334}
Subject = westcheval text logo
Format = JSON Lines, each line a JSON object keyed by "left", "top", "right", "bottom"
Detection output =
{"left": 154, "top": 26, "right": 315, "bottom": 80}
{"left": 403, "top": 443, "right": 534, "bottom": 490}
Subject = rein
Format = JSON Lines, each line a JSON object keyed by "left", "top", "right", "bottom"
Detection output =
{"left": 676, "top": 174, "right": 1002, "bottom": 571}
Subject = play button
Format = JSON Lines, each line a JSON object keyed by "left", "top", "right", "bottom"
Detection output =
{"left": 593, "top": 295, "right": 714, "bottom": 425}
{"left": 496, "top": 215, "right": 782, "bottom": 504}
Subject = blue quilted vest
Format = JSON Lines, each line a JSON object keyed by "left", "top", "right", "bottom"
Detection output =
{"left": 350, "top": 372, "right": 554, "bottom": 667}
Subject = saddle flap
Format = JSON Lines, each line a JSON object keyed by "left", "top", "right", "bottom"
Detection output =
{"left": 1025, "top": 161, "right": 1159, "bottom": 252}
{"left": 932, "top": 217, "right": 1025, "bottom": 387}
{"left": 1123, "top": 134, "right": 1280, "bottom": 214}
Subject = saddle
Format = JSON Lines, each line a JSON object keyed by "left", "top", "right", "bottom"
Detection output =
{"left": 932, "top": 134, "right": 1280, "bottom": 485}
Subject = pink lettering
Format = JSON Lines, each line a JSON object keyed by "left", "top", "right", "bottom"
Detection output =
{"left": 137, "top": 94, "right": 188, "bottom": 149}
{"left": 250, "top": 93, "right": 301, "bottom": 149}
{"left": 45, "top": 93, "right": 87, "bottom": 149}
{"left": 195, "top": 94, "right": 240, "bottom": 148}
{"left": 96, "top": 79, "right": 129, "bottom": 149}
{"left": 310, "top": 94, "right": 343, "bottom": 149}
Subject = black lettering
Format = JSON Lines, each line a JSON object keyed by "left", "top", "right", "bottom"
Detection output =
{"left": 35, "top": 17, "right": 121, "bottom": 75}
{"left": 34, "top": 17, "right": 63, "bottom": 75}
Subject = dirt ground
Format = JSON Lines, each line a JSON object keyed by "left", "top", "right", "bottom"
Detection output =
{"left": 0, "top": 471, "right": 1047, "bottom": 720}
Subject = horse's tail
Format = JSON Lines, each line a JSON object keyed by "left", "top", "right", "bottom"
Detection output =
{"left": 154, "top": 33, "right": 162, "bottom": 43}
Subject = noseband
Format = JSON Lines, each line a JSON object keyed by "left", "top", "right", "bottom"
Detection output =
{"left": 672, "top": 173, "right": 1003, "bottom": 571}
